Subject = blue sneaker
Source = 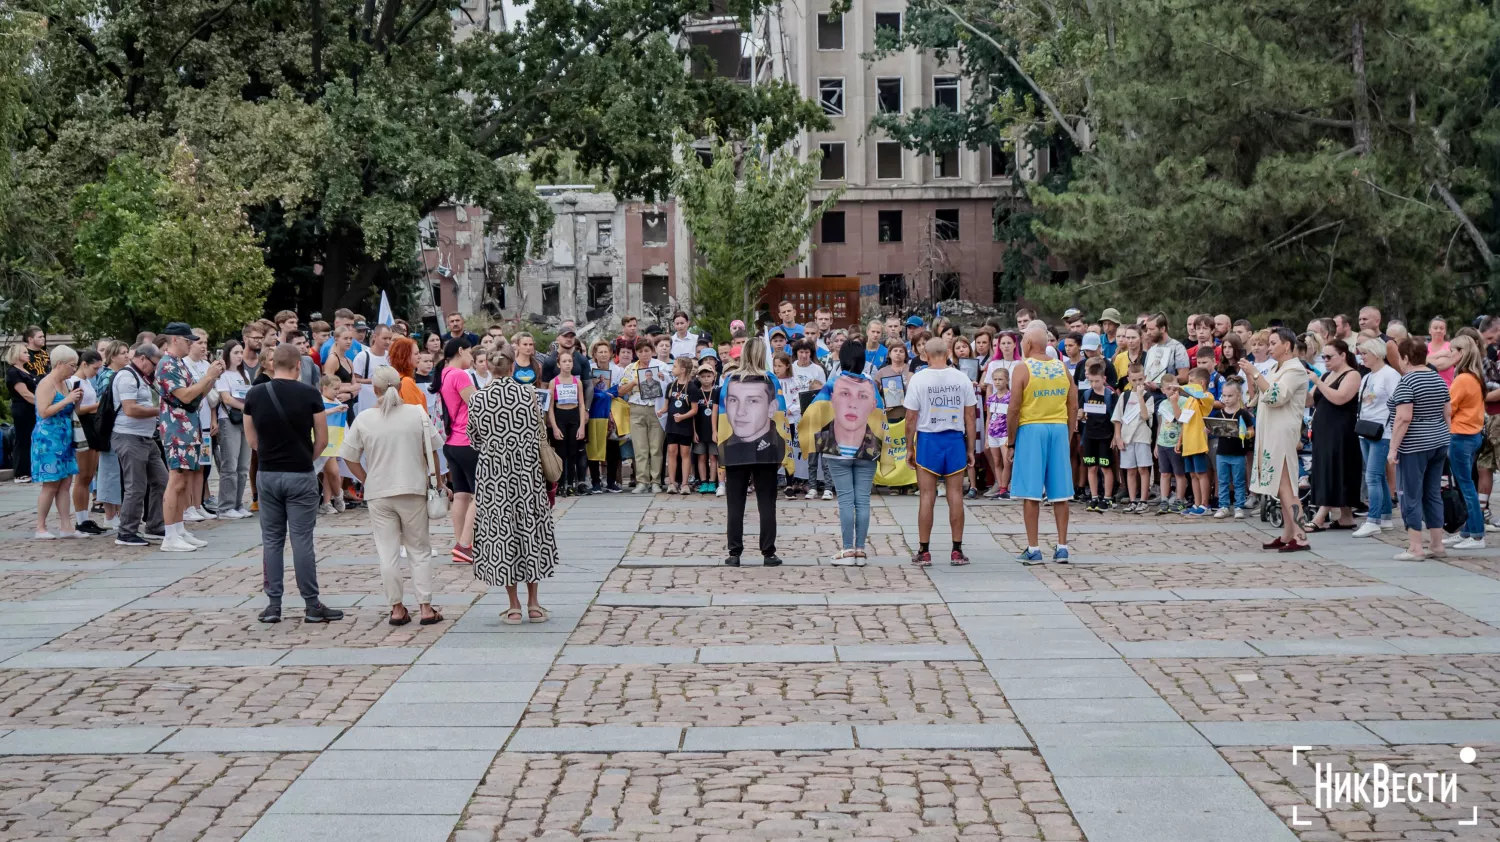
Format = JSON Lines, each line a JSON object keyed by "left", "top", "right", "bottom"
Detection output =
{"left": 1183, "top": 506, "right": 1207, "bottom": 517}
{"left": 1053, "top": 546, "right": 1071, "bottom": 563}
{"left": 1017, "top": 548, "right": 1044, "bottom": 563}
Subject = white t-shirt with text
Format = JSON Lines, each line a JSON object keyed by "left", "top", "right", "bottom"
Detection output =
{"left": 903, "top": 366, "right": 978, "bottom": 434}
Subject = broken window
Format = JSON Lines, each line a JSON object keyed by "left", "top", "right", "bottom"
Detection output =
{"left": 542, "top": 282, "right": 560, "bottom": 316}
{"left": 990, "top": 145, "right": 1010, "bottom": 178}
{"left": 877, "top": 77, "right": 902, "bottom": 113}
{"left": 874, "top": 12, "right": 902, "bottom": 40}
{"left": 818, "top": 78, "right": 845, "bottom": 117}
{"left": 934, "top": 272, "right": 960, "bottom": 300}
{"left": 587, "top": 276, "right": 612, "bottom": 321}
{"left": 934, "top": 146, "right": 960, "bottom": 179}
{"left": 596, "top": 220, "right": 612, "bottom": 250}
{"left": 641, "top": 212, "right": 667, "bottom": 247}
{"left": 933, "top": 76, "right": 960, "bottom": 111}
{"left": 876, "top": 142, "right": 903, "bottom": 179}
{"left": 879, "top": 273, "right": 906, "bottom": 307}
{"left": 821, "top": 211, "right": 846, "bottom": 244}
{"left": 819, "top": 142, "right": 845, "bottom": 180}
{"left": 878, "top": 210, "right": 903, "bottom": 242}
{"left": 935, "top": 208, "right": 960, "bottom": 241}
{"left": 642, "top": 273, "right": 669, "bottom": 308}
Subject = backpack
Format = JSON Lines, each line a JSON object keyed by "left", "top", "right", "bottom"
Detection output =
{"left": 95, "top": 368, "right": 140, "bottom": 453}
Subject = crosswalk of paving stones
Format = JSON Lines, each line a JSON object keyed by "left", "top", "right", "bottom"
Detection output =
{"left": 0, "top": 483, "right": 1498, "bottom": 841}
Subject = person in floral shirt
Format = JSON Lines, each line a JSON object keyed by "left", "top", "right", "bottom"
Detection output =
{"left": 156, "top": 323, "right": 223, "bottom": 552}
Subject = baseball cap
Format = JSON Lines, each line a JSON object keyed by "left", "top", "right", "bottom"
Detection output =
{"left": 1063, "top": 308, "right": 1083, "bottom": 320}
{"left": 559, "top": 321, "right": 577, "bottom": 336}
{"left": 1099, "top": 308, "right": 1123, "bottom": 325}
{"left": 354, "top": 320, "right": 369, "bottom": 330}
{"left": 770, "top": 327, "right": 787, "bottom": 338}
{"left": 905, "top": 316, "right": 925, "bottom": 328}
{"left": 1081, "top": 332, "right": 1101, "bottom": 352}
{"left": 696, "top": 362, "right": 717, "bottom": 375}
{"left": 161, "top": 322, "right": 195, "bottom": 338}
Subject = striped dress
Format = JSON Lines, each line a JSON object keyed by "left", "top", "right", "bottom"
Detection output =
{"left": 468, "top": 378, "right": 558, "bottom": 587}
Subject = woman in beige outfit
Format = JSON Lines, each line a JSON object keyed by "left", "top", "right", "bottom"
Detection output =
{"left": 341, "top": 367, "right": 446, "bottom": 625}
{"left": 1238, "top": 327, "right": 1312, "bottom": 551}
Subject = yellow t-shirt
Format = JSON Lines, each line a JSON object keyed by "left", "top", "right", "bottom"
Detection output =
{"left": 1018, "top": 358, "right": 1071, "bottom": 426}
{"left": 1178, "top": 385, "right": 1214, "bottom": 457}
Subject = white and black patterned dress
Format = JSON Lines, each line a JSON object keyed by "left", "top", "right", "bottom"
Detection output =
{"left": 469, "top": 378, "right": 558, "bottom": 587}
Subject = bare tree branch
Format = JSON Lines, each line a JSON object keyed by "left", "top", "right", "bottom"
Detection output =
{"left": 165, "top": 0, "right": 246, "bottom": 66}
{"left": 1273, "top": 109, "right": 1355, "bottom": 129}
{"left": 391, "top": 0, "right": 440, "bottom": 46}
{"left": 1434, "top": 182, "right": 1497, "bottom": 269}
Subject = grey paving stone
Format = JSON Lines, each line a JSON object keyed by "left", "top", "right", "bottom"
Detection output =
{"left": 947, "top": 601, "right": 1076, "bottom": 616}
{"left": 1070, "top": 807, "right": 1298, "bottom": 842}
{"left": 682, "top": 725, "right": 854, "bottom": 751}
{"left": 1386, "top": 636, "right": 1500, "bottom": 655}
{"left": 700, "top": 645, "right": 837, "bottom": 663}
{"left": 276, "top": 647, "right": 426, "bottom": 666}
{"left": 0, "top": 610, "right": 102, "bottom": 626}
{"left": 1, "top": 651, "right": 147, "bottom": 669}
{"left": 954, "top": 614, "right": 1088, "bottom": 632}
{"left": 1285, "top": 585, "right": 1414, "bottom": 599}
{"left": 125, "top": 596, "right": 251, "bottom": 610}
{"left": 357, "top": 702, "right": 526, "bottom": 727}
{"left": 0, "top": 726, "right": 174, "bottom": 755}
{"left": 1058, "top": 589, "right": 1182, "bottom": 603}
{"left": 1060, "top": 778, "right": 1300, "bottom": 834}
{"left": 332, "top": 727, "right": 515, "bottom": 751}
{"left": 302, "top": 750, "right": 497, "bottom": 781}
{"left": 416, "top": 646, "right": 560, "bottom": 665}
{"left": 984, "top": 658, "right": 1140, "bottom": 679}
{"left": 447, "top": 613, "right": 584, "bottom": 633}
{"left": 1193, "top": 721, "right": 1384, "bottom": 747}
{"left": 134, "top": 650, "right": 288, "bottom": 667}
{"left": 1361, "top": 719, "right": 1500, "bottom": 744}
{"left": 1248, "top": 638, "right": 1405, "bottom": 656}
{"left": 593, "top": 593, "right": 711, "bottom": 608}
{"left": 507, "top": 726, "right": 682, "bottom": 752}
{"left": 558, "top": 645, "right": 698, "bottom": 664}
{"left": 998, "top": 676, "right": 1158, "bottom": 700}
{"left": 856, "top": 724, "right": 1031, "bottom": 749}
{"left": 1042, "top": 745, "right": 1235, "bottom": 778}
{"left": 973, "top": 636, "right": 1118, "bottom": 660}
{"left": 941, "top": 590, "right": 1066, "bottom": 603}
{"left": 427, "top": 632, "right": 572, "bottom": 649}
{"left": 1168, "top": 588, "right": 1298, "bottom": 601}
{"left": 710, "top": 594, "right": 827, "bottom": 606}
{"left": 402, "top": 664, "right": 553, "bottom": 683}
{"left": 153, "top": 726, "right": 345, "bottom": 753}
{"left": 833, "top": 644, "right": 975, "bottom": 662}
{"left": 381, "top": 682, "right": 540, "bottom": 705}
{"left": 70, "top": 576, "right": 183, "bottom": 590}
{"left": 1110, "top": 640, "right": 1262, "bottom": 659}
{"left": 0, "top": 625, "right": 79, "bottom": 640}
{"left": 270, "top": 779, "right": 476, "bottom": 815}
{"left": 1011, "top": 697, "right": 1183, "bottom": 725}
{"left": 824, "top": 593, "right": 944, "bottom": 605}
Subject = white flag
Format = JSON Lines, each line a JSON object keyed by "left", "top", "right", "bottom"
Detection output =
{"left": 377, "top": 291, "right": 395, "bottom": 326}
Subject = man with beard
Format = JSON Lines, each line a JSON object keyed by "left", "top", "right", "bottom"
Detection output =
{"left": 1143, "top": 314, "right": 1190, "bottom": 392}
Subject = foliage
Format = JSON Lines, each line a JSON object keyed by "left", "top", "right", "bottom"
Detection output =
{"left": 72, "top": 141, "right": 274, "bottom": 340}
{"left": 673, "top": 128, "right": 843, "bottom": 343}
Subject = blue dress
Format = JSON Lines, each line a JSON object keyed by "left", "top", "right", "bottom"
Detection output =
{"left": 31, "top": 389, "right": 78, "bottom": 483}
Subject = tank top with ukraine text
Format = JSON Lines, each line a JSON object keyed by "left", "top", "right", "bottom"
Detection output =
{"left": 1018, "top": 358, "right": 1070, "bottom": 426}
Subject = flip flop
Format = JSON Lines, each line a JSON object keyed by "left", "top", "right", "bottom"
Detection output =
{"left": 419, "top": 610, "right": 444, "bottom": 626}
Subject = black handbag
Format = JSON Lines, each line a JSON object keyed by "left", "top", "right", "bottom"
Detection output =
{"left": 1442, "top": 462, "right": 1469, "bottom": 533}
{"left": 1354, "top": 378, "right": 1385, "bottom": 440}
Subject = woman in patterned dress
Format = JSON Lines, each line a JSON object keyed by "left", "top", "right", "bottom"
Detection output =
{"left": 468, "top": 346, "right": 558, "bottom": 624}
{"left": 31, "top": 346, "right": 82, "bottom": 539}
{"left": 1239, "top": 327, "right": 1312, "bottom": 552}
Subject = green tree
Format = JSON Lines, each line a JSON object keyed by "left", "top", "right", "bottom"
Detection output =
{"left": 73, "top": 141, "right": 273, "bottom": 339}
{"left": 673, "top": 129, "right": 842, "bottom": 343}
{"left": 17, "top": 0, "right": 826, "bottom": 322}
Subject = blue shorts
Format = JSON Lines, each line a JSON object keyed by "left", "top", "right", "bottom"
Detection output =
{"left": 1011, "top": 423, "right": 1074, "bottom": 502}
{"left": 1183, "top": 452, "right": 1208, "bottom": 473}
{"left": 915, "top": 429, "right": 968, "bottom": 477}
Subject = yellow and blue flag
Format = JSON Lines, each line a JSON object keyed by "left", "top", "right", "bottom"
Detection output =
{"left": 797, "top": 371, "right": 888, "bottom": 462}
{"left": 716, "top": 372, "right": 791, "bottom": 470}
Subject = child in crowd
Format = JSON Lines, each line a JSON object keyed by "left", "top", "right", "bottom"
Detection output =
{"left": 1179, "top": 367, "right": 1215, "bottom": 516}
{"left": 663, "top": 357, "right": 700, "bottom": 495}
{"left": 1079, "top": 360, "right": 1118, "bottom": 511}
{"left": 1112, "top": 364, "right": 1155, "bottom": 513}
{"left": 774, "top": 352, "right": 806, "bottom": 496}
{"left": 1210, "top": 379, "right": 1255, "bottom": 518}
{"left": 693, "top": 363, "right": 718, "bottom": 493}
{"left": 1251, "top": 329, "right": 1276, "bottom": 377}
{"left": 983, "top": 367, "right": 1011, "bottom": 499}
{"left": 317, "top": 375, "right": 348, "bottom": 514}
{"left": 1196, "top": 345, "right": 1225, "bottom": 404}
{"left": 1156, "top": 374, "right": 1186, "bottom": 514}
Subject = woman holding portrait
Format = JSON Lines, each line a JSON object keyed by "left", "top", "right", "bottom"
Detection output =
{"left": 800, "top": 341, "right": 886, "bottom": 565}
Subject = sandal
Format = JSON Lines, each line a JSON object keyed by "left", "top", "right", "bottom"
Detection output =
{"left": 501, "top": 608, "right": 525, "bottom": 625}
{"left": 528, "top": 605, "right": 550, "bottom": 624}
{"left": 419, "top": 609, "right": 444, "bottom": 626}
{"left": 1393, "top": 550, "right": 1427, "bottom": 561}
{"left": 388, "top": 606, "right": 412, "bottom": 626}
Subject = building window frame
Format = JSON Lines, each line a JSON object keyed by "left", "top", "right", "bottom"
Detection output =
{"left": 877, "top": 209, "right": 903, "bottom": 243}
{"left": 935, "top": 208, "right": 960, "bottom": 241}
{"left": 821, "top": 210, "right": 846, "bottom": 244}
{"left": 818, "top": 77, "right": 845, "bottom": 117}
{"left": 818, "top": 141, "right": 846, "bottom": 181}
{"left": 816, "top": 12, "right": 844, "bottom": 50}
{"left": 933, "top": 146, "right": 960, "bottom": 179}
{"left": 876, "top": 141, "right": 903, "bottom": 180}
{"left": 933, "top": 75, "right": 961, "bottom": 111}
{"left": 874, "top": 11, "right": 902, "bottom": 40}
{"left": 876, "top": 77, "right": 903, "bottom": 114}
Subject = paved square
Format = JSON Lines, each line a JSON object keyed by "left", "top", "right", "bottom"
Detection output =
{"left": 0, "top": 665, "right": 403, "bottom": 728}
{"left": 522, "top": 661, "right": 1012, "bottom": 727}
{"left": 601, "top": 566, "right": 935, "bottom": 595}
{"left": 456, "top": 749, "right": 1083, "bottom": 841}
{"left": 40, "top": 607, "right": 464, "bottom": 651}
{"left": 1073, "top": 597, "right": 1500, "bottom": 641}
{"left": 567, "top": 604, "right": 968, "bottom": 646}
{"left": 1031, "top": 561, "right": 1380, "bottom": 592}
{"left": 641, "top": 503, "right": 898, "bottom": 527}
{"left": 997, "top": 530, "right": 1268, "bottom": 556}
{"left": 0, "top": 752, "right": 312, "bottom": 840}
{"left": 155, "top": 564, "right": 488, "bottom": 597}
{"left": 0, "top": 570, "right": 94, "bottom": 601}
{"left": 628, "top": 532, "right": 911, "bottom": 558}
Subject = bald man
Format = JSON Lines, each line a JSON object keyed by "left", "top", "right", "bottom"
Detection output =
{"left": 1008, "top": 324, "right": 1078, "bottom": 562}
{"left": 1359, "top": 306, "right": 1401, "bottom": 367}
{"left": 903, "top": 337, "right": 978, "bottom": 566}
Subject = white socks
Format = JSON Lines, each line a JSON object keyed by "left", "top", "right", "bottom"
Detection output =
{"left": 167, "top": 523, "right": 183, "bottom": 537}
{"left": 75, "top": 512, "right": 88, "bottom": 525}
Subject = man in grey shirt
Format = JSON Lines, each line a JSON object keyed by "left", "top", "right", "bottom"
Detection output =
{"left": 111, "top": 343, "right": 167, "bottom": 547}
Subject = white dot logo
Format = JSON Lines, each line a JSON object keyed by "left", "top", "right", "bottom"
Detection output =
{"left": 1460, "top": 747, "right": 1477, "bottom": 764}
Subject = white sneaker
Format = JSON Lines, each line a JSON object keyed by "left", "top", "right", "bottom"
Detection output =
{"left": 1213, "top": 508, "right": 1229, "bottom": 519}
{"left": 332, "top": 497, "right": 345, "bottom": 513}
{"left": 180, "top": 531, "right": 207, "bottom": 548}
{"left": 160, "top": 535, "right": 198, "bottom": 552}
{"left": 1233, "top": 508, "right": 1246, "bottom": 520}
{"left": 1443, "top": 534, "right": 1465, "bottom": 547}
{"left": 715, "top": 484, "right": 726, "bottom": 498}
{"left": 199, "top": 508, "right": 218, "bottom": 520}
{"left": 58, "top": 530, "right": 84, "bottom": 539}
{"left": 33, "top": 531, "right": 55, "bottom": 540}
{"left": 1351, "top": 522, "right": 1383, "bottom": 539}
{"left": 1379, "top": 519, "right": 1395, "bottom": 530}
{"left": 650, "top": 484, "right": 662, "bottom": 494}
{"left": 221, "top": 508, "right": 244, "bottom": 519}
{"left": 631, "top": 484, "right": 646, "bottom": 494}
{"left": 1455, "top": 537, "right": 1487, "bottom": 550}
{"left": 822, "top": 489, "right": 834, "bottom": 501}
{"left": 105, "top": 517, "right": 120, "bottom": 529}
{"left": 318, "top": 503, "right": 335, "bottom": 515}
{"left": 805, "top": 488, "right": 817, "bottom": 500}
{"left": 183, "top": 508, "right": 205, "bottom": 522}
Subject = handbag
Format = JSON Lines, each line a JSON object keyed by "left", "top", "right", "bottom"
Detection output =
{"left": 1442, "top": 462, "right": 1469, "bottom": 534}
{"left": 1354, "top": 377, "right": 1385, "bottom": 440}
{"left": 539, "top": 417, "right": 564, "bottom": 483}
{"left": 421, "top": 414, "right": 449, "bottom": 519}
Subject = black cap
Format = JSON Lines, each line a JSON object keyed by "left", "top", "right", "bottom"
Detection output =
{"left": 161, "top": 322, "right": 194, "bottom": 338}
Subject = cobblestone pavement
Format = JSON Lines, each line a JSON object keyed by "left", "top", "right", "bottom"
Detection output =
{"left": 523, "top": 662, "right": 1012, "bottom": 728}
{"left": 0, "top": 666, "right": 403, "bottom": 728}
{"left": 568, "top": 604, "right": 968, "bottom": 646}
{"left": 41, "top": 607, "right": 463, "bottom": 650}
{"left": 1223, "top": 745, "right": 1500, "bottom": 840}
{"left": 1133, "top": 655, "right": 1500, "bottom": 721}
{"left": 602, "top": 566, "right": 936, "bottom": 594}
{"left": 1073, "top": 597, "right": 1500, "bottom": 641}
{"left": 0, "top": 752, "right": 313, "bottom": 840}
{"left": 6, "top": 480, "right": 1500, "bottom": 841}
{"left": 455, "top": 749, "right": 1083, "bottom": 842}
{"left": 1030, "top": 561, "right": 1380, "bottom": 591}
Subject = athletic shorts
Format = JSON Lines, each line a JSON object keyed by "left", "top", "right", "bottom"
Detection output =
{"left": 1119, "top": 442, "right": 1152, "bottom": 469}
{"left": 1010, "top": 423, "right": 1074, "bottom": 502}
{"left": 1183, "top": 452, "right": 1208, "bottom": 474}
{"left": 915, "top": 429, "right": 968, "bottom": 477}
{"left": 445, "top": 443, "right": 479, "bottom": 495}
{"left": 985, "top": 432, "right": 1008, "bottom": 449}
{"left": 1157, "top": 445, "right": 1185, "bottom": 476}
{"left": 1082, "top": 437, "right": 1113, "bottom": 468}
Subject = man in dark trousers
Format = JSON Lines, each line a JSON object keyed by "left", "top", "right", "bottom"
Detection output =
{"left": 243, "top": 343, "right": 342, "bottom": 624}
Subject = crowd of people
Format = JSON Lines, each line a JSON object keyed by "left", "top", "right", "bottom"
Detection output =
{"left": 8, "top": 299, "right": 1496, "bottom": 617}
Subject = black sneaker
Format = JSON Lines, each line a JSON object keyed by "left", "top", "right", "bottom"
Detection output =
{"left": 142, "top": 531, "right": 165, "bottom": 542}
{"left": 591, "top": 483, "right": 604, "bottom": 494}
{"left": 1085, "top": 498, "right": 1099, "bottom": 513}
{"left": 115, "top": 532, "right": 149, "bottom": 547}
{"left": 724, "top": 556, "right": 741, "bottom": 567}
{"left": 258, "top": 603, "right": 282, "bottom": 623}
{"left": 303, "top": 603, "right": 345, "bottom": 623}
{"left": 76, "top": 520, "right": 107, "bottom": 536}
{"left": 1098, "top": 497, "right": 1111, "bottom": 512}
{"left": 762, "top": 555, "right": 784, "bottom": 567}
{"left": 606, "top": 483, "right": 623, "bottom": 493}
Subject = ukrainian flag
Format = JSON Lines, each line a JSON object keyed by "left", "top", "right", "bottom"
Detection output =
{"left": 797, "top": 372, "right": 888, "bottom": 461}
{"left": 715, "top": 371, "right": 793, "bottom": 472}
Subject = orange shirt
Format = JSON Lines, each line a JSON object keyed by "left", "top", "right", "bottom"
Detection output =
{"left": 399, "top": 376, "right": 426, "bottom": 408}
{"left": 1451, "top": 372, "right": 1484, "bottom": 435}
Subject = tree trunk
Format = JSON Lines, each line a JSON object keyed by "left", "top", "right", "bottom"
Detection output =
{"left": 1351, "top": 20, "right": 1372, "bottom": 156}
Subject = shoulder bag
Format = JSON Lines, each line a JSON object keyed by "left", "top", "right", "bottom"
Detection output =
{"left": 1354, "top": 375, "right": 1384, "bottom": 440}
{"left": 1443, "top": 460, "right": 1469, "bottom": 534}
{"left": 420, "top": 411, "right": 449, "bottom": 519}
{"left": 538, "top": 413, "right": 564, "bottom": 483}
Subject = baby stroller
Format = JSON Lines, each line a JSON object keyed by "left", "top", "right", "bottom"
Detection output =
{"left": 1261, "top": 454, "right": 1314, "bottom": 528}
